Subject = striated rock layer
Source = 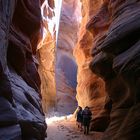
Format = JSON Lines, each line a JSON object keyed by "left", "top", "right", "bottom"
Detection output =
{"left": 87, "top": 0, "right": 140, "bottom": 139}
{"left": 74, "top": 0, "right": 110, "bottom": 131}
{"left": 0, "top": 0, "right": 46, "bottom": 139}
{"left": 38, "top": 0, "right": 56, "bottom": 113}
{"left": 55, "top": 0, "right": 81, "bottom": 115}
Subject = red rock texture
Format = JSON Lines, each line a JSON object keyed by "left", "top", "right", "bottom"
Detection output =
{"left": 0, "top": 0, "right": 46, "bottom": 139}
{"left": 74, "top": 0, "right": 110, "bottom": 132}
{"left": 37, "top": 0, "right": 56, "bottom": 113}
{"left": 87, "top": 0, "right": 140, "bottom": 139}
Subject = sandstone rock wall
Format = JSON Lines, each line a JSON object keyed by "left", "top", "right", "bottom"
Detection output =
{"left": 37, "top": 0, "right": 56, "bottom": 113}
{"left": 0, "top": 0, "right": 46, "bottom": 139}
{"left": 87, "top": 0, "right": 140, "bottom": 139}
{"left": 74, "top": 0, "right": 109, "bottom": 131}
{"left": 55, "top": 0, "right": 81, "bottom": 115}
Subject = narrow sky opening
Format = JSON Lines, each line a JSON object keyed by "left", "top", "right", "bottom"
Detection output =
{"left": 55, "top": 0, "right": 63, "bottom": 47}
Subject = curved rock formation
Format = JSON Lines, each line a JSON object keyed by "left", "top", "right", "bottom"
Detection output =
{"left": 37, "top": 0, "right": 56, "bottom": 113}
{"left": 55, "top": 0, "right": 81, "bottom": 115}
{"left": 87, "top": 0, "right": 140, "bottom": 139}
{"left": 0, "top": 0, "right": 46, "bottom": 139}
{"left": 74, "top": 0, "right": 110, "bottom": 131}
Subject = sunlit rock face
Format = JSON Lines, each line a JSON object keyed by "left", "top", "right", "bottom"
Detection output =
{"left": 0, "top": 0, "right": 46, "bottom": 139}
{"left": 87, "top": 0, "right": 140, "bottom": 139}
{"left": 37, "top": 0, "right": 56, "bottom": 113}
{"left": 55, "top": 0, "right": 81, "bottom": 115}
{"left": 74, "top": 0, "right": 110, "bottom": 131}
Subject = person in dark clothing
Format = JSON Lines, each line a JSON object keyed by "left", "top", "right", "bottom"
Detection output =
{"left": 76, "top": 106, "right": 83, "bottom": 130}
{"left": 82, "top": 106, "right": 92, "bottom": 135}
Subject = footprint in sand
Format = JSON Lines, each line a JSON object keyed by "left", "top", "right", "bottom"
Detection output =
{"left": 58, "top": 125, "right": 65, "bottom": 130}
{"left": 60, "top": 126, "right": 65, "bottom": 130}
{"left": 58, "top": 125, "right": 62, "bottom": 131}
{"left": 68, "top": 130, "right": 73, "bottom": 133}
{"left": 72, "top": 132, "right": 77, "bottom": 134}
{"left": 71, "top": 135, "right": 80, "bottom": 139}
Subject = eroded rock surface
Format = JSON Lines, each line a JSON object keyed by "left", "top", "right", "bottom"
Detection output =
{"left": 87, "top": 0, "right": 140, "bottom": 139}
{"left": 55, "top": 0, "right": 81, "bottom": 115}
{"left": 0, "top": 0, "right": 46, "bottom": 139}
{"left": 37, "top": 0, "right": 56, "bottom": 113}
{"left": 74, "top": 0, "right": 110, "bottom": 131}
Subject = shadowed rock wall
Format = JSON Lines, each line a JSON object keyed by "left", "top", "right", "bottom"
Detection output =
{"left": 55, "top": 0, "right": 81, "bottom": 115}
{"left": 87, "top": 0, "right": 140, "bottom": 139}
{"left": 0, "top": 0, "right": 46, "bottom": 139}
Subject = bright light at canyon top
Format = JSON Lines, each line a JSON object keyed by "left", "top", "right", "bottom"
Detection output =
{"left": 55, "top": 0, "right": 63, "bottom": 46}
{"left": 39, "top": 0, "right": 62, "bottom": 48}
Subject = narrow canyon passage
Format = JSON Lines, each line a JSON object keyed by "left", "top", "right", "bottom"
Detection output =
{"left": 41, "top": 0, "right": 140, "bottom": 139}
{"left": 43, "top": 1, "right": 101, "bottom": 139}
{"left": 1, "top": 0, "right": 140, "bottom": 140}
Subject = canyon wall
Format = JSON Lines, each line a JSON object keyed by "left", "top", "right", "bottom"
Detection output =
{"left": 55, "top": 0, "right": 81, "bottom": 115}
{"left": 74, "top": 0, "right": 110, "bottom": 131}
{"left": 38, "top": 0, "right": 56, "bottom": 113}
{"left": 0, "top": 0, "right": 46, "bottom": 139}
{"left": 87, "top": 0, "right": 140, "bottom": 139}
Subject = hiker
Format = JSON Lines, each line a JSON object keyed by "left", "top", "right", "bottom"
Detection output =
{"left": 82, "top": 106, "right": 92, "bottom": 135}
{"left": 76, "top": 106, "right": 83, "bottom": 130}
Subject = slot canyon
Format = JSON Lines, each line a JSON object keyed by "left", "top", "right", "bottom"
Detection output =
{"left": 0, "top": 0, "right": 140, "bottom": 140}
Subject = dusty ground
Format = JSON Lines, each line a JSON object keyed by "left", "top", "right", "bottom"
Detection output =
{"left": 45, "top": 119, "right": 103, "bottom": 140}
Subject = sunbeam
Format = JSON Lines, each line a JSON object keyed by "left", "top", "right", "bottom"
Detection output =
{"left": 46, "top": 114, "right": 73, "bottom": 124}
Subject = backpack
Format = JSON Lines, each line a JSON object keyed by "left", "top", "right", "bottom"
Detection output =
{"left": 83, "top": 109, "right": 92, "bottom": 120}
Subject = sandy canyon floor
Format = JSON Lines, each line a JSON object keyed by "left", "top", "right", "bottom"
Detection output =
{"left": 45, "top": 118, "right": 103, "bottom": 140}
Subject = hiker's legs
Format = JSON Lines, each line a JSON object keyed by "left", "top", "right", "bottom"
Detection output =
{"left": 77, "top": 122, "right": 80, "bottom": 128}
{"left": 80, "top": 122, "right": 83, "bottom": 130}
{"left": 84, "top": 126, "right": 88, "bottom": 134}
{"left": 86, "top": 126, "right": 88, "bottom": 134}
{"left": 87, "top": 124, "right": 90, "bottom": 134}
{"left": 84, "top": 125, "right": 86, "bottom": 134}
